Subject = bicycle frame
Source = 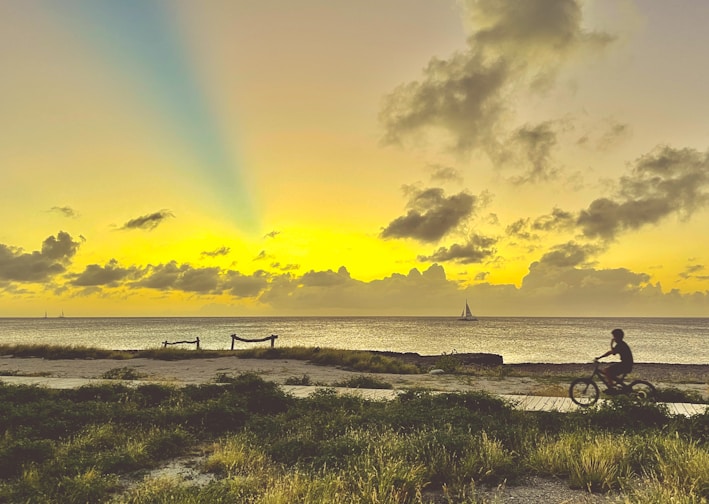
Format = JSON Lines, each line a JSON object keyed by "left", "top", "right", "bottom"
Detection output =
{"left": 569, "top": 360, "right": 657, "bottom": 407}
{"left": 588, "top": 360, "right": 630, "bottom": 392}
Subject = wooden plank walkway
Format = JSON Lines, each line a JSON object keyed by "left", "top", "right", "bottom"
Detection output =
{"left": 281, "top": 385, "right": 708, "bottom": 417}
{"left": 2, "top": 377, "right": 707, "bottom": 417}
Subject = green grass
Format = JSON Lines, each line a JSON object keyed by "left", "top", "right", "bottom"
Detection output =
{"left": 332, "top": 374, "right": 394, "bottom": 389}
{"left": 235, "top": 346, "right": 421, "bottom": 374}
{"left": 0, "top": 344, "right": 421, "bottom": 373}
{"left": 1, "top": 376, "right": 709, "bottom": 503}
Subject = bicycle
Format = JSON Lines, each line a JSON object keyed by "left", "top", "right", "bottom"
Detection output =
{"left": 568, "top": 359, "right": 657, "bottom": 407}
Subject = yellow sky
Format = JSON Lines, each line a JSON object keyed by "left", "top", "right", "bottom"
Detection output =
{"left": 1, "top": 0, "right": 709, "bottom": 317}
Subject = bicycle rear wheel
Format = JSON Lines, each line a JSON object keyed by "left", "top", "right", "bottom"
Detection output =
{"left": 569, "top": 378, "right": 599, "bottom": 407}
{"left": 629, "top": 380, "right": 657, "bottom": 402}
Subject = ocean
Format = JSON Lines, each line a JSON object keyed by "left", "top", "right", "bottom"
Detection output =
{"left": 0, "top": 317, "right": 706, "bottom": 365}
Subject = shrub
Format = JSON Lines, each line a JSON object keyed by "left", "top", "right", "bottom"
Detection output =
{"left": 100, "top": 366, "right": 148, "bottom": 380}
{"left": 284, "top": 374, "right": 312, "bottom": 386}
{"left": 332, "top": 375, "right": 393, "bottom": 389}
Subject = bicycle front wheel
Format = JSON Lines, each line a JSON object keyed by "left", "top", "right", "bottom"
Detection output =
{"left": 569, "top": 378, "right": 599, "bottom": 407}
{"left": 630, "top": 380, "right": 657, "bottom": 402}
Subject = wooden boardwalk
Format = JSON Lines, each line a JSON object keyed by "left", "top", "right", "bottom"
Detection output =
{"left": 1, "top": 377, "right": 707, "bottom": 417}
{"left": 281, "top": 385, "right": 708, "bottom": 417}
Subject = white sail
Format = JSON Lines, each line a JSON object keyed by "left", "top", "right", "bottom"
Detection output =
{"left": 459, "top": 300, "right": 477, "bottom": 321}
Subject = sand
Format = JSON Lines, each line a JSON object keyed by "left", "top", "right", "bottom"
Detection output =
{"left": 1, "top": 354, "right": 706, "bottom": 398}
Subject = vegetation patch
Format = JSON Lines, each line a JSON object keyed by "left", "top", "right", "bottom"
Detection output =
{"left": 332, "top": 375, "right": 394, "bottom": 389}
{"left": 99, "top": 367, "right": 148, "bottom": 380}
{"left": 235, "top": 346, "right": 421, "bottom": 374}
{"left": 1, "top": 376, "right": 708, "bottom": 503}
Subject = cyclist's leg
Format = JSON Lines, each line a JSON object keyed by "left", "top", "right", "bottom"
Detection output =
{"left": 603, "top": 363, "right": 623, "bottom": 389}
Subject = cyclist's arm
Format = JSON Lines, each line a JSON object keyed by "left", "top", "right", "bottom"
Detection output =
{"left": 596, "top": 349, "right": 613, "bottom": 360}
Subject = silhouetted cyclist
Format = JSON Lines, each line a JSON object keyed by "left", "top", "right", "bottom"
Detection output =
{"left": 596, "top": 328, "right": 633, "bottom": 389}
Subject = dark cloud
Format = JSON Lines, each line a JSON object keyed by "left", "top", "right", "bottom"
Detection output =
{"left": 381, "top": 188, "right": 476, "bottom": 242}
{"left": 418, "top": 234, "right": 497, "bottom": 264}
{"left": 506, "top": 218, "right": 535, "bottom": 240}
{"left": 0, "top": 232, "right": 81, "bottom": 282}
{"left": 137, "top": 261, "right": 220, "bottom": 293}
{"left": 120, "top": 210, "right": 174, "bottom": 231}
{"left": 49, "top": 206, "right": 77, "bottom": 218}
{"left": 70, "top": 259, "right": 138, "bottom": 287}
{"left": 201, "top": 247, "right": 230, "bottom": 258}
{"left": 380, "top": 0, "right": 612, "bottom": 155}
{"left": 260, "top": 264, "right": 457, "bottom": 315}
{"left": 271, "top": 262, "right": 300, "bottom": 272}
{"left": 223, "top": 270, "right": 269, "bottom": 298}
{"left": 577, "top": 146, "right": 709, "bottom": 240}
{"left": 533, "top": 207, "right": 575, "bottom": 232}
{"left": 679, "top": 264, "right": 705, "bottom": 280}
{"left": 300, "top": 266, "right": 351, "bottom": 287}
{"left": 495, "top": 122, "right": 560, "bottom": 183}
{"left": 379, "top": 51, "right": 509, "bottom": 151}
{"left": 429, "top": 164, "right": 463, "bottom": 184}
{"left": 537, "top": 241, "right": 603, "bottom": 268}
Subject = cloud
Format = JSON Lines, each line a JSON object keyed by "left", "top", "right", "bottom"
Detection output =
{"left": 577, "top": 146, "right": 709, "bottom": 240}
{"left": 494, "top": 121, "right": 560, "bottom": 183}
{"left": 380, "top": 0, "right": 612, "bottom": 155}
{"left": 222, "top": 270, "right": 269, "bottom": 298}
{"left": 49, "top": 206, "right": 78, "bottom": 218}
{"left": 429, "top": 164, "right": 464, "bottom": 184}
{"left": 679, "top": 263, "right": 705, "bottom": 281}
{"left": 533, "top": 207, "right": 575, "bottom": 232}
{"left": 381, "top": 187, "right": 476, "bottom": 242}
{"left": 418, "top": 234, "right": 497, "bottom": 264}
{"left": 536, "top": 241, "right": 603, "bottom": 268}
{"left": 70, "top": 259, "right": 139, "bottom": 286}
{"left": 120, "top": 210, "right": 175, "bottom": 231}
{"left": 201, "top": 246, "right": 230, "bottom": 258}
{"left": 0, "top": 232, "right": 81, "bottom": 282}
{"left": 136, "top": 261, "right": 220, "bottom": 293}
{"left": 260, "top": 264, "right": 457, "bottom": 314}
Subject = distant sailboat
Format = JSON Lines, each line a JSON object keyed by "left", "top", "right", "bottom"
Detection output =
{"left": 59, "top": 310, "right": 65, "bottom": 319}
{"left": 459, "top": 300, "right": 477, "bottom": 321}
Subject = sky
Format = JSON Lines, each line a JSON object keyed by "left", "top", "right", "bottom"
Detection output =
{"left": 2, "top": 0, "right": 709, "bottom": 317}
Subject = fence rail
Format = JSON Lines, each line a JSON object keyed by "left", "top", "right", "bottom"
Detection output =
{"left": 162, "top": 337, "right": 200, "bottom": 350}
{"left": 231, "top": 334, "right": 278, "bottom": 350}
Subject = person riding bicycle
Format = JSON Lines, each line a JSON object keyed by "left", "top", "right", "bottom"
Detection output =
{"left": 596, "top": 328, "right": 633, "bottom": 388}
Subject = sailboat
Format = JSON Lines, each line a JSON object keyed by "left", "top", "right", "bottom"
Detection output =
{"left": 459, "top": 300, "right": 477, "bottom": 321}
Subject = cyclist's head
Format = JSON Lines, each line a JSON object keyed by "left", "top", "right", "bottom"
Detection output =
{"left": 611, "top": 328, "right": 624, "bottom": 340}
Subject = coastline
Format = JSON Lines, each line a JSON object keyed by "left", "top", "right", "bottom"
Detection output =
{"left": 1, "top": 354, "right": 706, "bottom": 399}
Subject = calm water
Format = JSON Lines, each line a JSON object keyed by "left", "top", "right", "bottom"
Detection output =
{"left": 0, "top": 317, "right": 707, "bottom": 364}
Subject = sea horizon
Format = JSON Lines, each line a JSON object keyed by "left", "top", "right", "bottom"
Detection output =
{"left": 1, "top": 316, "right": 707, "bottom": 365}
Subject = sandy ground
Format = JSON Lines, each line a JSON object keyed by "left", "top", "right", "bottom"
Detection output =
{"left": 1, "top": 355, "right": 707, "bottom": 398}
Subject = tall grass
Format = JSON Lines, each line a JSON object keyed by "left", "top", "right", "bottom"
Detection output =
{"left": 1, "top": 375, "right": 709, "bottom": 503}
{"left": 0, "top": 343, "right": 421, "bottom": 373}
{"left": 237, "top": 346, "right": 420, "bottom": 374}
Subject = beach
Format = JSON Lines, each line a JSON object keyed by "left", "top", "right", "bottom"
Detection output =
{"left": 1, "top": 354, "right": 706, "bottom": 399}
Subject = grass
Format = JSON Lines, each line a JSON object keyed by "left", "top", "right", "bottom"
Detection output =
{"left": 235, "top": 346, "right": 421, "bottom": 374}
{"left": 332, "top": 374, "right": 394, "bottom": 389}
{"left": 99, "top": 367, "right": 149, "bottom": 380}
{"left": 0, "top": 375, "right": 708, "bottom": 503}
{"left": 0, "top": 344, "right": 421, "bottom": 374}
